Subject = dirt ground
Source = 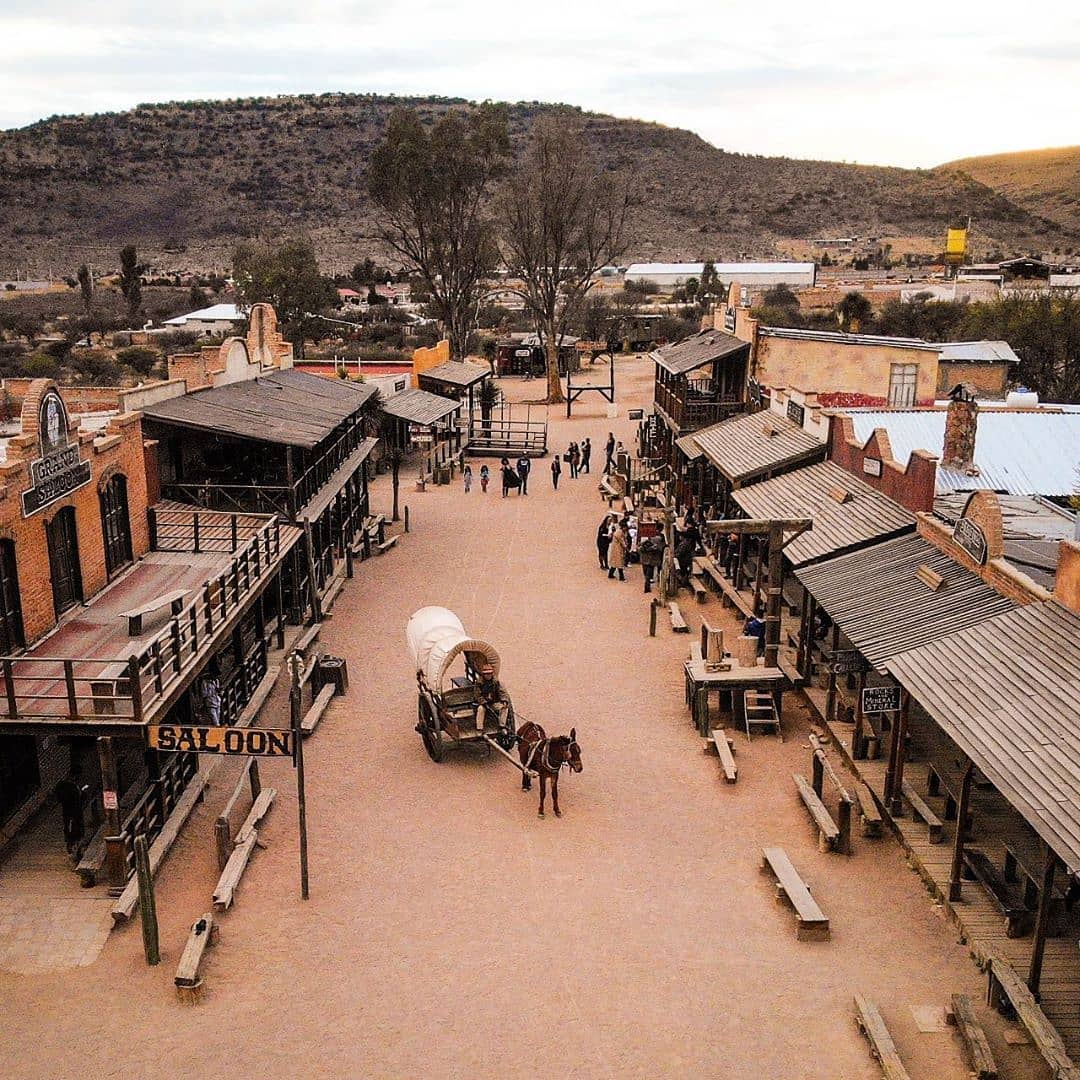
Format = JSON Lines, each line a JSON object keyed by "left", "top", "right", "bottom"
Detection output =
{"left": 0, "top": 356, "right": 1049, "bottom": 1079}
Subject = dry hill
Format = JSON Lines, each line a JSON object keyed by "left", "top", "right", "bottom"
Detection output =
{"left": 938, "top": 145, "right": 1080, "bottom": 241}
{"left": 0, "top": 93, "right": 1066, "bottom": 274}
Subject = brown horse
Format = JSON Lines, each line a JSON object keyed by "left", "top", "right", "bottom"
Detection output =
{"left": 517, "top": 721, "right": 582, "bottom": 818}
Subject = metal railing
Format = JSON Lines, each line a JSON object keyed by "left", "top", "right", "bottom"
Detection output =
{"left": 0, "top": 517, "right": 283, "bottom": 726}
{"left": 466, "top": 418, "right": 548, "bottom": 456}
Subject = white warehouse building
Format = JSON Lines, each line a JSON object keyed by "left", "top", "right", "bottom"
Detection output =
{"left": 624, "top": 261, "right": 816, "bottom": 288}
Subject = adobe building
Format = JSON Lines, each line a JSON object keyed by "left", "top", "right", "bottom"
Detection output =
{"left": 715, "top": 298, "right": 1019, "bottom": 405}
{"left": 0, "top": 376, "right": 302, "bottom": 892}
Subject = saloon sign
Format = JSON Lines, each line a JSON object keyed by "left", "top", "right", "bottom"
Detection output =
{"left": 148, "top": 723, "right": 296, "bottom": 758}
{"left": 21, "top": 388, "right": 92, "bottom": 516}
{"left": 953, "top": 516, "right": 988, "bottom": 566}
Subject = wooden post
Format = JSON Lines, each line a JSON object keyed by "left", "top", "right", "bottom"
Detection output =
{"left": 649, "top": 598, "right": 658, "bottom": 637}
{"left": 763, "top": 523, "right": 783, "bottom": 669}
{"left": 134, "top": 834, "right": 160, "bottom": 966}
{"left": 3, "top": 657, "right": 17, "bottom": 718}
{"left": 948, "top": 761, "right": 974, "bottom": 902}
{"left": 825, "top": 623, "right": 840, "bottom": 723}
{"left": 98, "top": 736, "right": 127, "bottom": 890}
{"left": 275, "top": 572, "right": 286, "bottom": 650}
{"left": 302, "top": 518, "right": 323, "bottom": 624}
{"left": 885, "top": 692, "right": 910, "bottom": 814}
{"left": 285, "top": 447, "right": 297, "bottom": 520}
{"left": 289, "top": 654, "right": 310, "bottom": 900}
{"left": 1027, "top": 843, "right": 1057, "bottom": 999}
{"left": 837, "top": 797, "right": 853, "bottom": 857}
{"left": 147, "top": 506, "right": 157, "bottom": 550}
{"left": 812, "top": 751, "right": 825, "bottom": 798}
{"left": 752, "top": 536, "right": 765, "bottom": 617}
{"left": 852, "top": 669, "right": 867, "bottom": 759}
{"left": 64, "top": 659, "right": 78, "bottom": 718}
{"left": 797, "top": 593, "right": 811, "bottom": 679}
{"left": 192, "top": 513, "right": 200, "bottom": 554}
{"left": 214, "top": 818, "right": 231, "bottom": 873}
{"left": 404, "top": 505, "right": 410, "bottom": 534}
{"left": 735, "top": 533, "right": 747, "bottom": 591}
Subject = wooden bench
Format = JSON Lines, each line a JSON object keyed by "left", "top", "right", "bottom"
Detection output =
{"left": 690, "top": 576, "right": 708, "bottom": 605}
{"left": 119, "top": 588, "right": 187, "bottom": 636}
{"left": 175, "top": 913, "right": 218, "bottom": 1004}
{"left": 301, "top": 684, "right": 336, "bottom": 736}
{"left": 760, "top": 847, "right": 830, "bottom": 941}
{"left": 855, "top": 782, "right": 883, "bottom": 838}
{"left": 1003, "top": 837, "right": 1070, "bottom": 923}
{"left": 668, "top": 601, "right": 689, "bottom": 633}
{"left": 376, "top": 535, "right": 398, "bottom": 555}
{"left": 716, "top": 575, "right": 755, "bottom": 619}
{"left": 985, "top": 951, "right": 1079, "bottom": 1080}
{"left": 854, "top": 995, "right": 911, "bottom": 1080}
{"left": 948, "top": 993, "right": 998, "bottom": 1080}
{"left": 962, "top": 847, "right": 1033, "bottom": 938}
{"left": 793, "top": 773, "right": 841, "bottom": 852}
{"left": 704, "top": 728, "right": 738, "bottom": 783}
{"left": 212, "top": 788, "right": 276, "bottom": 912}
{"left": 599, "top": 479, "right": 620, "bottom": 505}
{"left": 901, "top": 780, "right": 943, "bottom": 844}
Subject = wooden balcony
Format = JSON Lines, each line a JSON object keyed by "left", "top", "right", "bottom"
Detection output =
{"left": 655, "top": 380, "right": 744, "bottom": 433}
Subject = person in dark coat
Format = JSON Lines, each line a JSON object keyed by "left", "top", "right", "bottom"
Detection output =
{"left": 568, "top": 442, "right": 580, "bottom": 479}
{"left": 744, "top": 615, "right": 766, "bottom": 656}
{"left": 675, "top": 534, "right": 695, "bottom": 589}
{"left": 551, "top": 455, "right": 561, "bottom": 490}
{"left": 596, "top": 514, "right": 613, "bottom": 569}
{"left": 516, "top": 455, "right": 531, "bottom": 495}
{"left": 581, "top": 437, "right": 592, "bottom": 474}
{"left": 639, "top": 530, "right": 665, "bottom": 593}
{"left": 604, "top": 432, "right": 616, "bottom": 473}
{"left": 501, "top": 457, "right": 520, "bottom": 497}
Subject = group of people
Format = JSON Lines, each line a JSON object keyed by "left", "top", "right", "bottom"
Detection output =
{"left": 461, "top": 457, "right": 533, "bottom": 496}
{"left": 595, "top": 510, "right": 666, "bottom": 589}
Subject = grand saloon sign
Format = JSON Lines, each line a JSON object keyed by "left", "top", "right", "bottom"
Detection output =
{"left": 21, "top": 388, "right": 92, "bottom": 516}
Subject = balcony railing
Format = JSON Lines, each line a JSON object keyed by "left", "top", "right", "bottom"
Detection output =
{"left": 654, "top": 382, "right": 744, "bottom": 432}
{"left": 0, "top": 517, "right": 284, "bottom": 728}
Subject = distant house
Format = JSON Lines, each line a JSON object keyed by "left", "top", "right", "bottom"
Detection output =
{"left": 163, "top": 303, "right": 247, "bottom": 335}
{"left": 625, "top": 262, "right": 816, "bottom": 289}
{"left": 338, "top": 288, "right": 363, "bottom": 308}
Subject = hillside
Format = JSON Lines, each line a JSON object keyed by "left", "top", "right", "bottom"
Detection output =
{"left": 0, "top": 93, "right": 1066, "bottom": 274}
{"left": 938, "top": 145, "right": 1080, "bottom": 239}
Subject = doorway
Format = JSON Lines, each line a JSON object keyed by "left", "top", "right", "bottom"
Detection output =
{"left": 46, "top": 507, "right": 83, "bottom": 618}
{"left": 0, "top": 539, "right": 24, "bottom": 653}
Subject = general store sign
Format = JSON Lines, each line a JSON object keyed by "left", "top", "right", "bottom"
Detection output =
{"left": 952, "top": 516, "right": 988, "bottom": 565}
{"left": 861, "top": 685, "right": 902, "bottom": 714}
{"left": 21, "top": 388, "right": 92, "bottom": 516}
{"left": 148, "top": 724, "right": 295, "bottom": 757}
{"left": 829, "top": 650, "right": 867, "bottom": 675}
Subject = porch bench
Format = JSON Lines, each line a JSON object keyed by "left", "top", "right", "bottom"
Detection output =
{"left": 690, "top": 577, "right": 708, "bottom": 604}
{"left": 854, "top": 996, "right": 911, "bottom": 1080}
{"left": 793, "top": 772, "right": 840, "bottom": 852}
{"left": 855, "top": 782, "right": 883, "bottom": 838}
{"left": 901, "top": 780, "right": 944, "bottom": 844}
{"left": 708, "top": 728, "right": 738, "bottom": 783}
{"left": 760, "top": 846, "right": 829, "bottom": 941}
{"left": 175, "top": 913, "right": 219, "bottom": 1004}
{"left": 962, "top": 847, "right": 1033, "bottom": 938}
{"left": 119, "top": 589, "right": 188, "bottom": 636}
{"left": 668, "top": 601, "right": 689, "bottom": 633}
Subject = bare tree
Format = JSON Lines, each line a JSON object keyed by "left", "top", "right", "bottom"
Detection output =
{"left": 499, "top": 117, "right": 633, "bottom": 403}
{"left": 368, "top": 106, "right": 508, "bottom": 362}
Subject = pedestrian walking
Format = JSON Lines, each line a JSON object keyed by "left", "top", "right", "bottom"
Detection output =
{"left": 516, "top": 455, "right": 531, "bottom": 495}
{"left": 639, "top": 528, "right": 665, "bottom": 593}
{"left": 596, "top": 514, "right": 613, "bottom": 569}
{"left": 604, "top": 432, "right": 615, "bottom": 473}
{"left": 480, "top": 464, "right": 490, "bottom": 494}
{"left": 675, "top": 534, "right": 695, "bottom": 590}
{"left": 551, "top": 455, "right": 561, "bottom": 490}
{"left": 569, "top": 442, "right": 580, "bottom": 479}
{"left": 501, "top": 460, "right": 521, "bottom": 497}
{"left": 463, "top": 464, "right": 473, "bottom": 493}
{"left": 581, "top": 437, "right": 592, "bottom": 474}
{"left": 608, "top": 520, "right": 629, "bottom": 581}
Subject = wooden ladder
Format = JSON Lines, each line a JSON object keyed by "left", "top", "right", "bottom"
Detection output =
{"left": 743, "top": 690, "right": 781, "bottom": 742}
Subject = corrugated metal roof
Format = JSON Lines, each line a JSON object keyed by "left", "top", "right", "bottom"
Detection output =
{"left": 626, "top": 262, "right": 815, "bottom": 276}
{"left": 794, "top": 534, "right": 1016, "bottom": 674}
{"left": 889, "top": 602, "right": 1080, "bottom": 875}
{"left": 731, "top": 461, "right": 915, "bottom": 566}
{"left": 418, "top": 361, "right": 490, "bottom": 388}
{"left": 653, "top": 330, "right": 749, "bottom": 376}
{"left": 675, "top": 434, "right": 704, "bottom": 461}
{"left": 845, "top": 410, "right": 1080, "bottom": 496}
{"left": 693, "top": 410, "right": 824, "bottom": 484}
{"left": 163, "top": 303, "right": 245, "bottom": 325}
{"left": 939, "top": 340, "right": 1020, "bottom": 364}
{"left": 760, "top": 326, "right": 937, "bottom": 350}
{"left": 381, "top": 388, "right": 460, "bottom": 426}
{"left": 142, "top": 368, "right": 376, "bottom": 449}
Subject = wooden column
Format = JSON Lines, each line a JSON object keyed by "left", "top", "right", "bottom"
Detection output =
{"left": 735, "top": 533, "right": 747, "bottom": 591}
{"left": 885, "top": 692, "right": 910, "bottom": 814}
{"left": 763, "top": 523, "right": 784, "bottom": 669}
{"left": 825, "top": 623, "right": 840, "bottom": 722}
{"left": 797, "top": 591, "right": 811, "bottom": 679}
{"left": 1027, "top": 843, "right": 1058, "bottom": 1000}
{"left": 752, "top": 537, "right": 766, "bottom": 617}
{"left": 852, "top": 669, "right": 867, "bottom": 759}
{"left": 284, "top": 447, "right": 297, "bottom": 521}
{"left": 98, "top": 736, "right": 127, "bottom": 890}
{"left": 947, "top": 761, "right": 974, "bottom": 902}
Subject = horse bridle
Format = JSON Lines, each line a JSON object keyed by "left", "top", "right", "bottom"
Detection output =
{"left": 542, "top": 736, "right": 579, "bottom": 774}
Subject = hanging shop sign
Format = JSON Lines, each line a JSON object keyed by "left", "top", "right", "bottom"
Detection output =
{"left": 21, "top": 388, "right": 92, "bottom": 516}
{"left": 862, "top": 457, "right": 882, "bottom": 477}
{"left": 148, "top": 724, "right": 296, "bottom": 757}
{"left": 724, "top": 307, "right": 737, "bottom": 333}
{"left": 861, "top": 685, "right": 902, "bottom": 714}
{"left": 786, "top": 399, "right": 806, "bottom": 426}
{"left": 952, "top": 516, "right": 988, "bottom": 566}
{"left": 829, "top": 650, "right": 868, "bottom": 675}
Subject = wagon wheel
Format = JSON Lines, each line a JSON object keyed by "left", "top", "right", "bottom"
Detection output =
{"left": 494, "top": 698, "right": 517, "bottom": 751}
{"left": 417, "top": 695, "right": 444, "bottom": 762}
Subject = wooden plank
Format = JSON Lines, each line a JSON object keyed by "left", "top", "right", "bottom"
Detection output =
{"left": 948, "top": 993, "right": 998, "bottom": 1080}
{"left": 376, "top": 535, "right": 398, "bottom": 555}
{"left": 793, "top": 773, "right": 840, "bottom": 851}
{"left": 301, "top": 684, "right": 335, "bottom": 736}
{"left": 691, "top": 578, "right": 708, "bottom": 604}
{"left": 853, "top": 995, "right": 912, "bottom": 1080}
{"left": 901, "top": 779, "right": 944, "bottom": 843}
{"left": 213, "top": 830, "right": 260, "bottom": 912}
{"left": 234, "top": 788, "right": 276, "bottom": 846}
{"left": 688, "top": 642, "right": 703, "bottom": 663}
{"left": 711, "top": 728, "right": 738, "bottom": 783}
{"left": 175, "top": 913, "right": 218, "bottom": 1002}
{"left": 669, "top": 602, "right": 689, "bottom": 633}
{"left": 962, "top": 848, "right": 1033, "bottom": 938}
{"left": 293, "top": 622, "right": 322, "bottom": 656}
{"left": 856, "top": 782, "right": 883, "bottom": 837}
{"left": 760, "top": 846, "right": 829, "bottom": 941}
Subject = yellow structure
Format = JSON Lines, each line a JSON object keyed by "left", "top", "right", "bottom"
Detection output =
{"left": 411, "top": 339, "right": 450, "bottom": 387}
{"left": 946, "top": 227, "right": 968, "bottom": 265}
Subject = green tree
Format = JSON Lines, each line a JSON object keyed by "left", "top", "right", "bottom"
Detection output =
{"left": 499, "top": 116, "right": 633, "bottom": 403}
{"left": 76, "top": 264, "right": 93, "bottom": 314}
{"left": 118, "top": 244, "right": 143, "bottom": 322}
{"left": 188, "top": 285, "right": 209, "bottom": 309}
{"left": 763, "top": 284, "right": 799, "bottom": 310}
{"left": 837, "top": 291, "right": 873, "bottom": 332}
{"left": 368, "top": 105, "right": 509, "bottom": 362}
{"left": 232, "top": 236, "right": 337, "bottom": 358}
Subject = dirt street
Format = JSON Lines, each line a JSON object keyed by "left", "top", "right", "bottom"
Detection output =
{"left": 0, "top": 357, "right": 1048, "bottom": 1079}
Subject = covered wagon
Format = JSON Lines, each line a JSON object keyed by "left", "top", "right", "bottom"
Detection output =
{"left": 406, "top": 607, "right": 517, "bottom": 762}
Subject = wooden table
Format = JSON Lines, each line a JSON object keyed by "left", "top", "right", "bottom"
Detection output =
{"left": 683, "top": 659, "right": 786, "bottom": 736}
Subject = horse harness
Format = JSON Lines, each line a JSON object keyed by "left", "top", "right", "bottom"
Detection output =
{"left": 523, "top": 733, "right": 575, "bottom": 774}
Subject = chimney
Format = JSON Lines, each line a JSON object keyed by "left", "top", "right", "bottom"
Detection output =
{"left": 1054, "top": 540, "right": 1080, "bottom": 615}
{"left": 941, "top": 384, "right": 978, "bottom": 471}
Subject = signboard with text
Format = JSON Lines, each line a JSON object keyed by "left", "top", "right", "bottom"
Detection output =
{"left": 148, "top": 724, "right": 295, "bottom": 758}
{"left": 862, "top": 457, "right": 882, "bottom": 478}
{"left": 952, "top": 517, "right": 988, "bottom": 565}
{"left": 828, "top": 650, "right": 867, "bottom": 675}
{"left": 861, "top": 685, "right": 902, "bottom": 714}
{"left": 786, "top": 399, "right": 806, "bottom": 427}
{"left": 21, "top": 388, "right": 92, "bottom": 516}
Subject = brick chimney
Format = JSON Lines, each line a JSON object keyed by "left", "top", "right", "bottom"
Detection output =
{"left": 941, "top": 385, "right": 978, "bottom": 471}
{"left": 1054, "top": 540, "right": 1080, "bottom": 615}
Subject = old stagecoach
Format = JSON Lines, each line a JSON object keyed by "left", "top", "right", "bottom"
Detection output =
{"left": 406, "top": 607, "right": 518, "bottom": 763}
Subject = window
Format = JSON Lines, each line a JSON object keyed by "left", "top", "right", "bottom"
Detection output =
{"left": 0, "top": 539, "right": 24, "bottom": 653}
{"left": 100, "top": 474, "right": 133, "bottom": 577}
{"left": 888, "top": 363, "right": 918, "bottom": 408}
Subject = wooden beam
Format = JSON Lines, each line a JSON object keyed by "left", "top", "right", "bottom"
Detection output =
{"left": 1027, "top": 843, "right": 1057, "bottom": 999}
{"left": 948, "top": 761, "right": 974, "bottom": 901}
{"left": 706, "top": 518, "right": 814, "bottom": 533}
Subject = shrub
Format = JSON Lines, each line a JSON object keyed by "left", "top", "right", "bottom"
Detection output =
{"left": 116, "top": 345, "right": 161, "bottom": 376}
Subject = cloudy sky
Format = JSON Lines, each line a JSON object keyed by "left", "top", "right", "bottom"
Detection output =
{"left": 1, "top": 1, "right": 1076, "bottom": 166}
